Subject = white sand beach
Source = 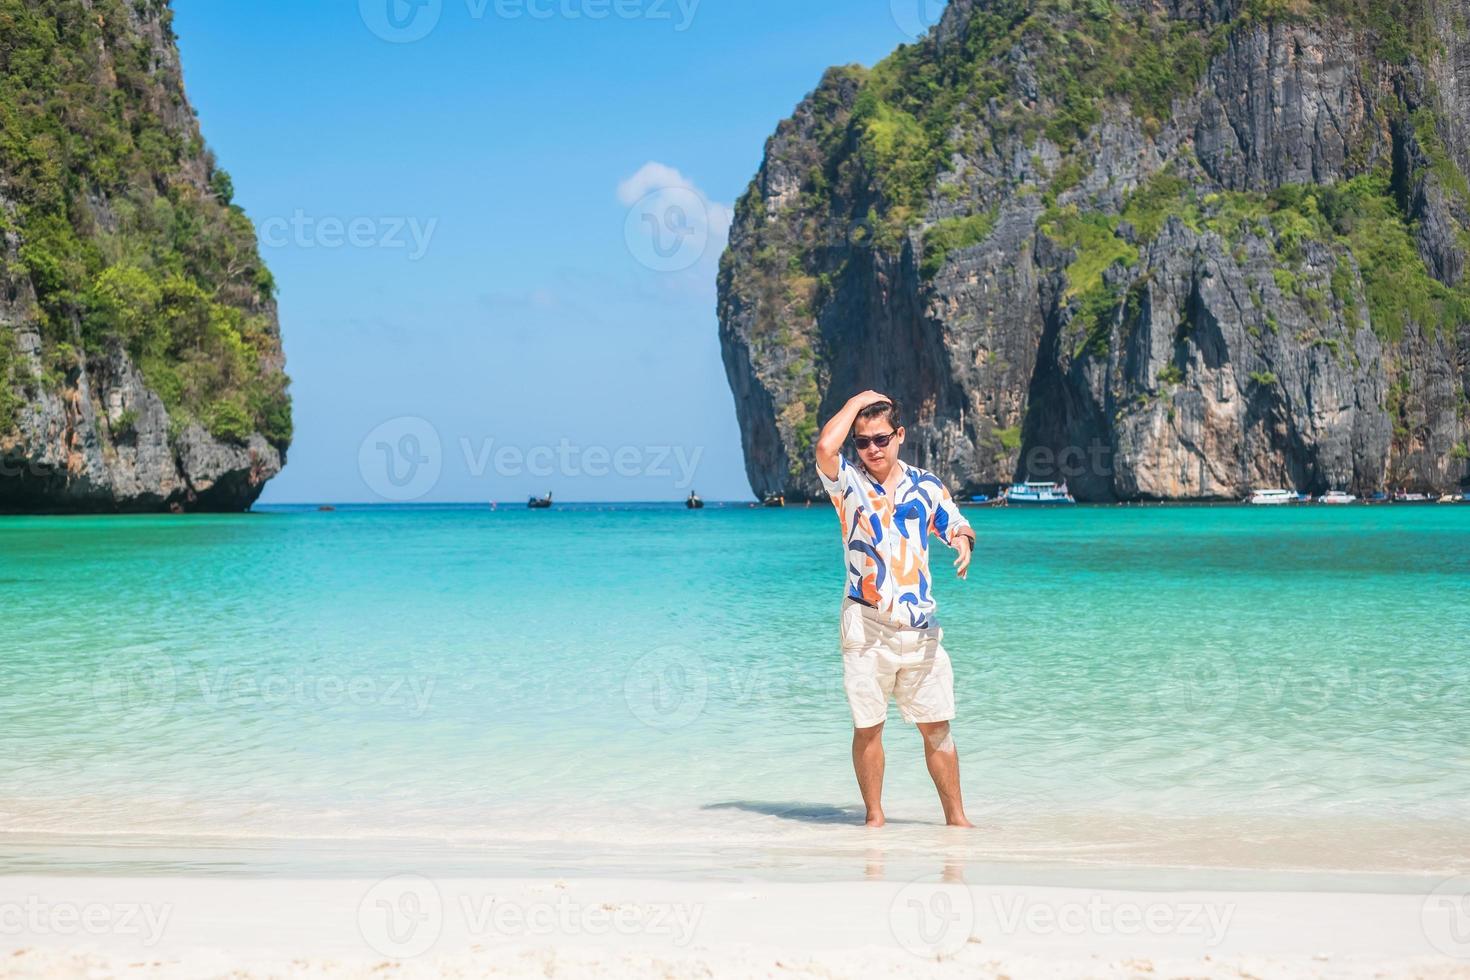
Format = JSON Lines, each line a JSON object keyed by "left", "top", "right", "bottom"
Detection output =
{"left": 3, "top": 874, "right": 1469, "bottom": 978}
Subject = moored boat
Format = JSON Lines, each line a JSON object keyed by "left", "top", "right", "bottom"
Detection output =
{"left": 1247, "top": 488, "right": 1298, "bottom": 505}
{"left": 1005, "top": 481, "right": 1076, "bottom": 505}
{"left": 1318, "top": 490, "right": 1357, "bottom": 505}
{"left": 686, "top": 490, "right": 704, "bottom": 509}
{"left": 528, "top": 491, "right": 553, "bottom": 509}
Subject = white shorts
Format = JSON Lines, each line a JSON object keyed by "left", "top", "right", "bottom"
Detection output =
{"left": 839, "top": 599, "right": 955, "bottom": 729}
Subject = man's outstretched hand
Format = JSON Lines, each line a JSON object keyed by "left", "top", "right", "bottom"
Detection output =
{"left": 953, "top": 534, "right": 973, "bottom": 580}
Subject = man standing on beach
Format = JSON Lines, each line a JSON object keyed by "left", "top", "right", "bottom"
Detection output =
{"left": 815, "top": 392, "right": 975, "bottom": 829}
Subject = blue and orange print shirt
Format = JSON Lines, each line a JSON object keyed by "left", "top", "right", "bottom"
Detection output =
{"left": 817, "top": 455, "right": 974, "bottom": 629}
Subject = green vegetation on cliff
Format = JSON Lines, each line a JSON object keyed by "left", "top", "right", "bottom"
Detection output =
{"left": 852, "top": 0, "right": 1227, "bottom": 238}
{"left": 737, "top": 0, "right": 1462, "bottom": 307}
{"left": 1040, "top": 166, "right": 1470, "bottom": 349}
{"left": 0, "top": 330, "right": 17, "bottom": 433}
{"left": 920, "top": 209, "right": 997, "bottom": 279}
{"left": 0, "top": 0, "right": 289, "bottom": 446}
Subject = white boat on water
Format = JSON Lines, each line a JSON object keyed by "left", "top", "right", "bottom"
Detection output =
{"left": 1005, "top": 481, "right": 1076, "bottom": 505}
{"left": 1319, "top": 490, "right": 1357, "bottom": 505}
{"left": 1248, "top": 488, "right": 1299, "bottom": 505}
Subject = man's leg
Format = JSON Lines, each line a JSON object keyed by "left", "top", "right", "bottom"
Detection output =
{"left": 916, "top": 720, "right": 973, "bottom": 827}
{"left": 852, "top": 721, "right": 886, "bottom": 827}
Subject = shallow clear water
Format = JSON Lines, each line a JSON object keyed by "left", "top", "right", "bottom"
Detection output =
{"left": 2, "top": 502, "right": 1468, "bottom": 880}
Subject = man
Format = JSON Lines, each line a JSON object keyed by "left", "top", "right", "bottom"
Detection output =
{"left": 814, "top": 391, "right": 976, "bottom": 829}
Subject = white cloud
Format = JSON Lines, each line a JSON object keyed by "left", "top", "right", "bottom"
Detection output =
{"left": 616, "top": 162, "right": 733, "bottom": 285}
{"left": 617, "top": 161, "right": 696, "bottom": 206}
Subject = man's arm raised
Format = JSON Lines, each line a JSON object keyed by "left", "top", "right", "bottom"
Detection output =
{"left": 815, "top": 390, "right": 890, "bottom": 482}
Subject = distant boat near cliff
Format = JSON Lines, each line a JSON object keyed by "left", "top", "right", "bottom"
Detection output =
{"left": 1248, "top": 489, "right": 1300, "bottom": 505}
{"left": 1004, "top": 482, "right": 1076, "bottom": 505}
{"left": 1319, "top": 490, "right": 1358, "bottom": 505}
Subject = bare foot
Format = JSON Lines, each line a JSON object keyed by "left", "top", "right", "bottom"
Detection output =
{"left": 946, "top": 815, "right": 974, "bottom": 828}
{"left": 865, "top": 812, "right": 886, "bottom": 828}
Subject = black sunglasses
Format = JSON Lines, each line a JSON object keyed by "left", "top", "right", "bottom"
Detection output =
{"left": 853, "top": 430, "right": 896, "bottom": 450}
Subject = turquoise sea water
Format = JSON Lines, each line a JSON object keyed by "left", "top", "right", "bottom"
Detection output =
{"left": 2, "top": 503, "right": 1468, "bottom": 881}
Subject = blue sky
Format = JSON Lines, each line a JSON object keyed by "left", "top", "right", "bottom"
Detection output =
{"left": 171, "top": 0, "right": 939, "bottom": 503}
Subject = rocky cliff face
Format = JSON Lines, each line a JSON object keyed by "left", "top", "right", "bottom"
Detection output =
{"left": 718, "top": 0, "right": 1470, "bottom": 501}
{"left": 0, "top": 0, "right": 289, "bottom": 513}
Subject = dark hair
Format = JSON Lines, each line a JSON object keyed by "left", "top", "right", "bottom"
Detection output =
{"left": 852, "top": 399, "right": 901, "bottom": 434}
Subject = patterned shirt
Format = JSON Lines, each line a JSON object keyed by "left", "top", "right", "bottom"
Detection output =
{"left": 817, "top": 455, "right": 974, "bottom": 629}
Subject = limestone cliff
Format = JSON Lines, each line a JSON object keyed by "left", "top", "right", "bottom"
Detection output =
{"left": 0, "top": 0, "right": 289, "bottom": 513}
{"left": 718, "top": 0, "right": 1470, "bottom": 501}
